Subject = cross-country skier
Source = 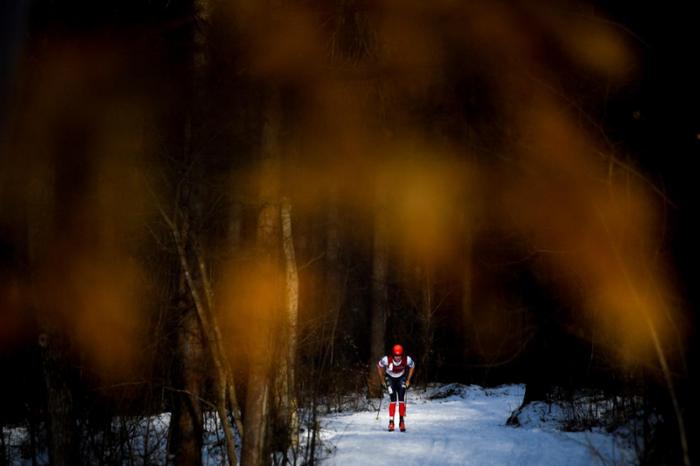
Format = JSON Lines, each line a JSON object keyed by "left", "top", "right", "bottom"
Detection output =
{"left": 376, "top": 344, "right": 415, "bottom": 432}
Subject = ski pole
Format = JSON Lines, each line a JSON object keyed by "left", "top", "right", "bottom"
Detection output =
{"left": 375, "top": 384, "right": 384, "bottom": 420}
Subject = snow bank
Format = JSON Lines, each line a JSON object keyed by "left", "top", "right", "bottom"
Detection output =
{"left": 319, "top": 384, "right": 638, "bottom": 466}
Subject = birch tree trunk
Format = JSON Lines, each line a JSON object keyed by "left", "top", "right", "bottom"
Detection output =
{"left": 241, "top": 199, "right": 276, "bottom": 466}
{"left": 241, "top": 89, "right": 281, "bottom": 466}
{"left": 280, "top": 197, "right": 300, "bottom": 450}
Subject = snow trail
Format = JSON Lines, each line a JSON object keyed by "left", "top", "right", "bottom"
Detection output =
{"left": 320, "top": 385, "right": 635, "bottom": 466}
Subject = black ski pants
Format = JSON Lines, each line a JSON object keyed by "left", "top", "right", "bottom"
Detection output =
{"left": 385, "top": 374, "right": 407, "bottom": 403}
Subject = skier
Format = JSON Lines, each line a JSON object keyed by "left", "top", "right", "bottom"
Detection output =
{"left": 377, "top": 344, "right": 415, "bottom": 432}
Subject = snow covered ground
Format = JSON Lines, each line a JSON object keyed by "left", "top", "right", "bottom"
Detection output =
{"left": 1, "top": 413, "right": 228, "bottom": 466}
{"left": 319, "top": 384, "right": 637, "bottom": 466}
{"left": 2, "top": 384, "right": 637, "bottom": 465}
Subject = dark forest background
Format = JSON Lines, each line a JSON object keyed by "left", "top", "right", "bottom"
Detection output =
{"left": 1, "top": 0, "right": 699, "bottom": 465}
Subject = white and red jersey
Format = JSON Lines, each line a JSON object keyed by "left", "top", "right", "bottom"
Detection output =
{"left": 378, "top": 355, "right": 414, "bottom": 378}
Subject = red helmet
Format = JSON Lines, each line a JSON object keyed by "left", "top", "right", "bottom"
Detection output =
{"left": 392, "top": 344, "right": 404, "bottom": 356}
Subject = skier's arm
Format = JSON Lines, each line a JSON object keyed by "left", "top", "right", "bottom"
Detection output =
{"left": 376, "top": 363, "right": 386, "bottom": 387}
{"left": 406, "top": 365, "right": 415, "bottom": 387}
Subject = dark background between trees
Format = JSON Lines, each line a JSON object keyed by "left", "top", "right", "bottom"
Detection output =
{"left": 1, "top": 0, "right": 699, "bottom": 465}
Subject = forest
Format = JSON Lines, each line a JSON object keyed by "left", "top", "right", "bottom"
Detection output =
{"left": 1, "top": 0, "right": 698, "bottom": 465}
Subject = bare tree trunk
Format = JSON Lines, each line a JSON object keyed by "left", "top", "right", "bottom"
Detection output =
{"left": 30, "top": 240, "right": 79, "bottom": 466}
{"left": 165, "top": 201, "right": 206, "bottom": 466}
{"left": 325, "top": 191, "right": 344, "bottom": 367}
{"left": 280, "top": 197, "right": 300, "bottom": 450}
{"left": 241, "top": 359, "right": 271, "bottom": 466}
{"left": 241, "top": 199, "right": 277, "bottom": 466}
{"left": 29, "top": 155, "right": 79, "bottom": 466}
{"left": 461, "top": 213, "right": 473, "bottom": 360}
{"left": 160, "top": 212, "right": 240, "bottom": 466}
{"left": 169, "top": 289, "right": 204, "bottom": 466}
{"left": 369, "top": 192, "right": 388, "bottom": 397}
{"left": 39, "top": 332, "right": 79, "bottom": 466}
{"left": 241, "top": 88, "right": 281, "bottom": 466}
{"left": 194, "top": 248, "right": 245, "bottom": 438}
{"left": 165, "top": 0, "right": 244, "bottom": 462}
{"left": 164, "top": 0, "right": 211, "bottom": 458}
{"left": 223, "top": 201, "right": 246, "bottom": 437}
{"left": 420, "top": 265, "right": 434, "bottom": 382}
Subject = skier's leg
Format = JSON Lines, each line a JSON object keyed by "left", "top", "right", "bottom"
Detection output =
{"left": 388, "top": 378, "right": 397, "bottom": 418}
{"left": 398, "top": 376, "right": 407, "bottom": 417}
{"left": 388, "top": 378, "right": 398, "bottom": 431}
{"left": 397, "top": 376, "right": 407, "bottom": 431}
